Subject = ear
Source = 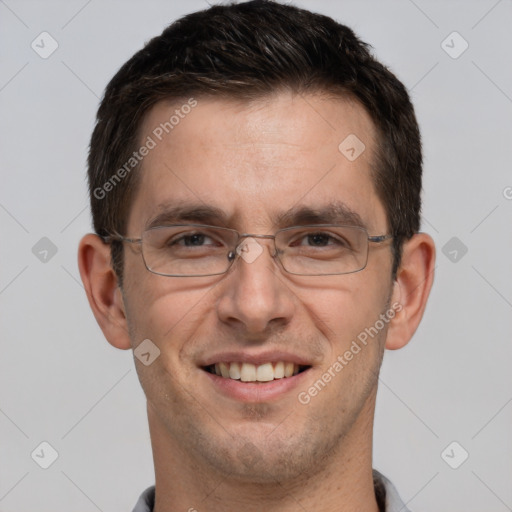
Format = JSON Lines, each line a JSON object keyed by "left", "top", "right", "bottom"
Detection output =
{"left": 385, "top": 233, "right": 436, "bottom": 350}
{"left": 78, "top": 233, "right": 132, "bottom": 350}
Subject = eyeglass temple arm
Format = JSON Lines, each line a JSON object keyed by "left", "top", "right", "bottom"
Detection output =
{"left": 100, "top": 232, "right": 142, "bottom": 244}
{"left": 368, "top": 234, "right": 393, "bottom": 243}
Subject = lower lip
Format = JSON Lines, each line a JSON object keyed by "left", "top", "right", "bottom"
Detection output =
{"left": 203, "top": 368, "right": 311, "bottom": 403}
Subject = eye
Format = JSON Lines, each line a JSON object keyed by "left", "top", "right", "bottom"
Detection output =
{"left": 172, "top": 232, "right": 216, "bottom": 247}
{"left": 147, "top": 226, "right": 229, "bottom": 252}
{"left": 292, "top": 231, "right": 350, "bottom": 248}
{"left": 302, "top": 233, "right": 337, "bottom": 247}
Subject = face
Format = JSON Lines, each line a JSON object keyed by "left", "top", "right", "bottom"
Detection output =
{"left": 121, "top": 91, "right": 395, "bottom": 482}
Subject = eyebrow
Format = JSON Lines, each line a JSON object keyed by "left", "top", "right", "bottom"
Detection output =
{"left": 146, "top": 203, "right": 229, "bottom": 230}
{"left": 275, "top": 202, "right": 366, "bottom": 229}
{"left": 146, "top": 200, "right": 367, "bottom": 231}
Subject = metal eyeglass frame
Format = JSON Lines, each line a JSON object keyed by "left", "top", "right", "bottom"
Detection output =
{"left": 101, "top": 224, "right": 394, "bottom": 277}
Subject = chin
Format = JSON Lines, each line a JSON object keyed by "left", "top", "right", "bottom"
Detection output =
{"left": 191, "top": 417, "right": 344, "bottom": 485}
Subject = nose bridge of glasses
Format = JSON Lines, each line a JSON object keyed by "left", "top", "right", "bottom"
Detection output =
{"left": 233, "top": 233, "right": 279, "bottom": 263}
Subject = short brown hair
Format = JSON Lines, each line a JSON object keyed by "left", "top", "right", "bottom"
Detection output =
{"left": 88, "top": 0, "right": 422, "bottom": 285}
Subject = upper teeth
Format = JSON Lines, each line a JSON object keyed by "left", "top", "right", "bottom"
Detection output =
{"left": 212, "top": 362, "right": 300, "bottom": 382}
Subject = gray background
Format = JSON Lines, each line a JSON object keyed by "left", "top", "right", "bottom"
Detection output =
{"left": 1, "top": 0, "right": 511, "bottom": 510}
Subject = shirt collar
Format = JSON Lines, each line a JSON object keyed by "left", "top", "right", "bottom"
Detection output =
{"left": 132, "top": 470, "right": 410, "bottom": 512}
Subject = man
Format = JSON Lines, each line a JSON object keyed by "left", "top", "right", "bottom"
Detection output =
{"left": 78, "top": 1, "right": 435, "bottom": 510}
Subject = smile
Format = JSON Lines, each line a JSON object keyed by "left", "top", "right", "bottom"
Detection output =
{"left": 204, "top": 361, "right": 310, "bottom": 382}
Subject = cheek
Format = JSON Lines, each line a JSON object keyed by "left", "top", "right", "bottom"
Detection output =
{"left": 123, "top": 272, "right": 219, "bottom": 363}
{"left": 302, "top": 274, "right": 391, "bottom": 349}
{"left": 313, "top": 284, "right": 390, "bottom": 397}
{"left": 122, "top": 288, "right": 210, "bottom": 409}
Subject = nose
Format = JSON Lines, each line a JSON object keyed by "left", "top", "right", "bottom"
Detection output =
{"left": 216, "top": 236, "right": 295, "bottom": 335}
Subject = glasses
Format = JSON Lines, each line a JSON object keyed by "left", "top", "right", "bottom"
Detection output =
{"left": 103, "top": 224, "right": 393, "bottom": 277}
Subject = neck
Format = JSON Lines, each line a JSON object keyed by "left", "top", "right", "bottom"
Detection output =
{"left": 149, "top": 394, "right": 380, "bottom": 512}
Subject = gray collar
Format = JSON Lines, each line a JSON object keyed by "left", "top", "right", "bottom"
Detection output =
{"left": 132, "top": 470, "right": 410, "bottom": 512}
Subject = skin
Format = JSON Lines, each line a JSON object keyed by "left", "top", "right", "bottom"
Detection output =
{"left": 79, "top": 91, "right": 435, "bottom": 512}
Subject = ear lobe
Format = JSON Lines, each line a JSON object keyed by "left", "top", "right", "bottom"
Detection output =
{"left": 78, "top": 233, "right": 132, "bottom": 350}
{"left": 385, "top": 233, "right": 436, "bottom": 350}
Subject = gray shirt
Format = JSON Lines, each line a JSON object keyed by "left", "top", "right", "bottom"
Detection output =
{"left": 131, "top": 470, "right": 410, "bottom": 511}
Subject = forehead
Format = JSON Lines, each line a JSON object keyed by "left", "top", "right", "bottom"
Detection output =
{"left": 128, "top": 91, "right": 386, "bottom": 233}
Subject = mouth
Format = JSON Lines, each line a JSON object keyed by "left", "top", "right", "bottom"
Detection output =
{"left": 203, "top": 361, "right": 311, "bottom": 383}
